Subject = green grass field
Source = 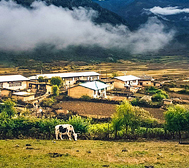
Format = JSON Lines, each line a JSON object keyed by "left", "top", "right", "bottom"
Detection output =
{"left": 0, "top": 139, "right": 188, "bottom": 168}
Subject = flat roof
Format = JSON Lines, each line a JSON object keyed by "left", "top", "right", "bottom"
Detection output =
{"left": 79, "top": 81, "right": 109, "bottom": 91}
{"left": 0, "top": 75, "right": 30, "bottom": 83}
{"left": 115, "top": 75, "right": 140, "bottom": 82}
{"left": 29, "top": 71, "right": 100, "bottom": 80}
{"left": 13, "top": 92, "right": 34, "bottom": 96}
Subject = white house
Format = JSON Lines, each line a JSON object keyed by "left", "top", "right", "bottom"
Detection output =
{"left": 0, "top": 75, "right": 30, "bottom": 91}
{"left": 68, "top": 81, "right": 109, "bottom": 99}
{"left": 114, "top": 75, "right": 140, "bottom": 89}
{"left": 29, "top": 71, "right": 100, "bottom": 88}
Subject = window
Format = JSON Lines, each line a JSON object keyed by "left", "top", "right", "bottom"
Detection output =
{"left": 0, "top": 83, "right": 3, "bottom": 88}
{"left": 9, "top": 82, "right": 22, "bottom": 87}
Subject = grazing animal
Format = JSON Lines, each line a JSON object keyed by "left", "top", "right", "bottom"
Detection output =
{"left": 55, "top": 124, "right": 77, "bottom": 141}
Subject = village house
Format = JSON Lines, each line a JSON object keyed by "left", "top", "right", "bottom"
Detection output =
{"left": 28, "top": 82, "right": 53, "bottom": 96}
{"left": 114, "top": 75, "right": 140, "bottom": 89}
{"left": 12, "top": 92, "right": 35, "bottom": 102}
{"left": 29, "top": 71, "right": 100, "bottom": 88}
{"left": 138, "top": 75, "right": 154, "bottom": 87}
{"left": 99, "top": 78, "right": 114, "bottom": 91}
{"left": 68, "top": 81, "right": 109, "bottom": 99}
{"left": 0, "top": 75, "right": 30, "bottom": 97}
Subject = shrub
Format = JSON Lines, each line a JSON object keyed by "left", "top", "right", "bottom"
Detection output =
{"left": 178, "top": 89, "right": 189, "bottom": 95}
{"left": 52, "top": 85, "right": 59, "bottom": 96}
{"left": 80, "top": 95, "right": 91, "bottom": 100}
{"left": 152, "top": 92, "right": 167, "bottom": 102}
{"left": 145, "top": 86, "right": 159, "bottom": 94}
{"left": 0, "top": 116, "right": 62, "bottom": 139}
{"left": 0, "top": 99, "right": 16, "bottom": 118}
{"left": 89, "top": 123, "right": 113, "bottom": 139}
{"left": 41, "top": 98, "right": 55, "bottom": 107}
{"left": 135, "top": 127, "right": 147, "bottom": 136}
{"left": 131, "top": 98, "right": 151, "bottom": 107}
{"left": 146, "top": 128, "right": 165, "bottom": 139}
{"left": 152, "top": 90, "right": 169, "bottom": 102}
{"left": 67, "top": 115, "right": 91, "bottom": 133}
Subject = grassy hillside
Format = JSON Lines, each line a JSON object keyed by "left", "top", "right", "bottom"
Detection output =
{"left": 0, "top": 46, "right": 131, "bottom": 67}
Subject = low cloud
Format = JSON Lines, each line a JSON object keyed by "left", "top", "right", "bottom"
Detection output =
{"left": 149, "top": 6, "right": 189, "bottom": 15}
{"left": 0, "top": 0, "right": 175, "bottom": 54}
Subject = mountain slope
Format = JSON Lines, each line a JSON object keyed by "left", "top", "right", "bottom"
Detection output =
{"left": 0, "top": 0, "right": 186, "bottom": 66}
{"left": 93, "top": 0, "right": 189, "bottom": 45}
{"left": 14, "top": 0, "right": 127, "bottom": 25}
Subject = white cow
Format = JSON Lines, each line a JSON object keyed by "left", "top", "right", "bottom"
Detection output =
{"left": 55, "top": 124, "right": 77, "bottom": 141}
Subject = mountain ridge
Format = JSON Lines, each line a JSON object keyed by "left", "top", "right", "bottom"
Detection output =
{"left": 0, "top": 0, "right": 188, "bottom": 66}
{"left": 14, "top": 0, "right": 127, "bottom": 26}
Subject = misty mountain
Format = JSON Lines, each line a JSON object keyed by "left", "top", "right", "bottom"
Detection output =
{"left": 14, "top": 0, "right": 127, "bottom": 25}
{"left": 92, "top": 0, "right": 189, "bottom": 45}
{"left": 0, "top": 0, "right": 186, "bottom": 66}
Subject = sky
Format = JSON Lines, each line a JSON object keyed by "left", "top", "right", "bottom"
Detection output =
{"left": 0, "top": 0, "right": 175, "bottom": 54}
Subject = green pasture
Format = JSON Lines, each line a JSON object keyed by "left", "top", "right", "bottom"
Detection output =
{"left": 0, "top": 139, "right": 188, "bottom": 168}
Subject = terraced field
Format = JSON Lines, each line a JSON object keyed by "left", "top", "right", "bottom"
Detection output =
{"left": 57, "top": 101, "right": 165, "bottom": 121}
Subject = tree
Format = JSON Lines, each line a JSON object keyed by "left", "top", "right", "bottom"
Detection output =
{"left": 0, "top": 99, "right": 16, "bottom": 118}
{"left": 111, "top": 100, "right": 137, "bottom": 137}
{"left": 50, "top": 77, "right": 63, "bottom": 87}
{"left": 52, "top": 85, "right": 59, "bottom": 96}
{"left": 164, "top": 104, "right": 189, "bottom": 142}
{"left": 115, "top": 100, "right": 135, "bottom": 134}
{"left": 111, "top": 114, "right": 122, "bottom": 139}
{"left": 111, "top": 100, "right": 155, "bottom": 138}
{"left": 38, "top": 76, "right": 48, "bottom": 83}
{"left": 38, "top": 76, "right": 45, "bottom": 82}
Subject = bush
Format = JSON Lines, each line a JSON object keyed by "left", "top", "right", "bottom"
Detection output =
{"left": 180, "top": 84, "right": 189, "bottom": 89}
{"left": 135, "top": 127, "right": 147, "bottom": 136}
{"left": 152, "top": 92, "right": 167, "bottom": 102}
{"left": 131, "top": 98, "right": 152, "bottom": 107}
{"left": 89, "top": 123, "right": 113, "bottom": 139}
{"left": 140, "top": 118, "right": 159, "bottom": 128}
{"left": 0, "top": 116, "right": 62, "bottom": 139}
{"left": 67, "top": 115, "right": 91, "bottom": 133}
{"left": 145, "top": 86, "right": 159, "bottom": 94}
{"left": 152, "top": 90, "right": 169, "bottom": 102}
{"left": 0, "top": 99, "right": 16, "bottom": 118}
{"left": 146, "top": 128, "right": 165, "bottom": 139}
{"left": 41, "top": 98, "right": 55, "bottom": 107}
{"left": 178, "top": 89, "right": 189, "bottom": 95}
{"left": 52, "top": 85, "right": 59, "bottom": 96}
{"left": 80, "top": 95, "right": 91, "bottom": 100}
